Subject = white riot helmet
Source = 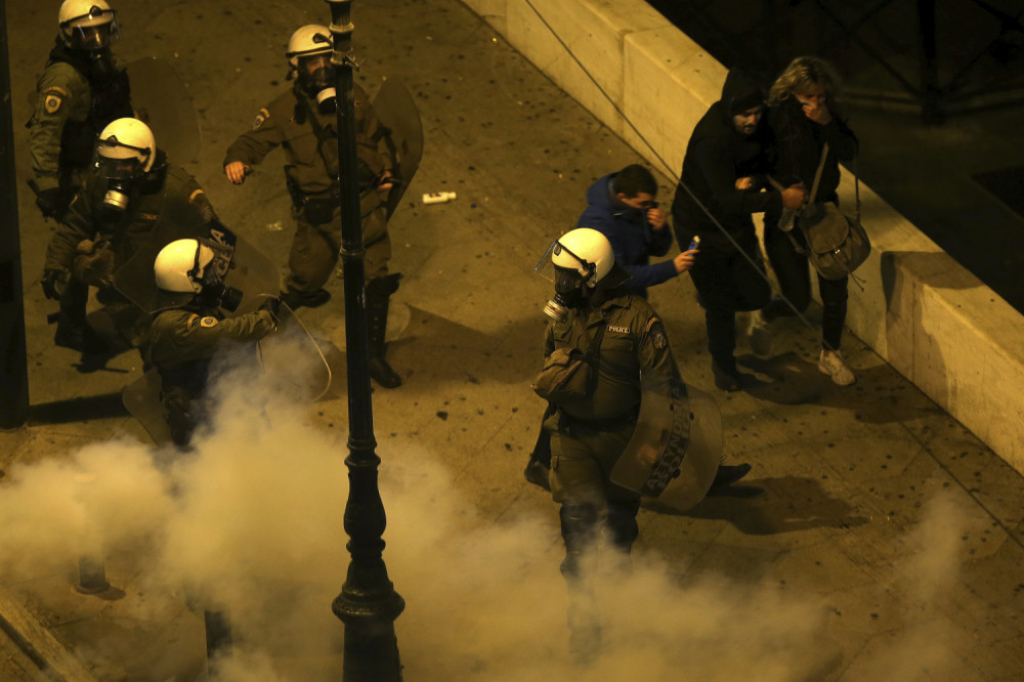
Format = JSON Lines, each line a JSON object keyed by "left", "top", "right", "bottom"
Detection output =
{"left": 286, "top": 25, "right": 336, "bottom": 110}
{"left": 544, "top": 228, "right": 615, "bottom": 322}
{"left": 552, "top": 228, "right": 614, "bottom": 288}
{"left": 153, "top": 237, "right": 243, "bottom": 312}
{"left": 95, "top": 118, "right": 155, "bottom": 175}
{"left": 59, "top": 0, "right": 119, "bottom": 51}
{"left": 154, "top": 239, "right": 215, "bottom": 294}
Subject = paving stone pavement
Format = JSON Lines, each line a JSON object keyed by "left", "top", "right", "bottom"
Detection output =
{"left": 2, "top": 1, "right": 1023, "bottom": 680}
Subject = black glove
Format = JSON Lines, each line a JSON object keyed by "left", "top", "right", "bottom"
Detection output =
{"left": 35, "top": 187, "right": 70, "bottom": 220}
{"left": 41, "top": 269, "right": 70, "bottom": 301}
{"left": 258, "top": 296, "right": 282, "bottom": 324}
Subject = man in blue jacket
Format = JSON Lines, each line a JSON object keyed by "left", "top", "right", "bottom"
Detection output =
{"left": 578, "top": 164, "right": 695, "bottom": 299}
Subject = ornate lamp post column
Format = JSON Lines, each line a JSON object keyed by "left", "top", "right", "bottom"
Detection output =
{"left": 324, "top": 2, "right": 405, "bottom": 680}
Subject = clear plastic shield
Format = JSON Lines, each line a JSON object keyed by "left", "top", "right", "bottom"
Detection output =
{"left": 372, "top": 79, "right": 424, "bottom": 219}
{"left": 610, "top": 373, "right": 723, "bottom": 512}
{"left": 126, "top": 58, "right": 201, "bottom": 165}
{"left": 113, "top": 198, "right": 279, "bottom": 317}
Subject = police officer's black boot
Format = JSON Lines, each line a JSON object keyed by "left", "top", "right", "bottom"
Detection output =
{"left": 559, "top": 503, "right": 601, "bottom": 663}
{"left": 365, "top": 274, "right": 402, "bottom": 389}
{"left": 53, "top": 279, "right": 109, "bottom": 354}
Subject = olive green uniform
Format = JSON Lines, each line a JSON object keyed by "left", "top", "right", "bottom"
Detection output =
{"left": 147, "top": 307, "right": 277, "bottom": 446}
{"left": 223, "top": 84, "right": 392, "bottom": 294}
{"left": 42, "top": 159, "right": 214, "bottom": 347}
{"left": 543, "top": 292, "right": 679, "bottom": 657}
{"left": 545, "top": 293, "right": 679, "bottom": 504}
{"left": 28, "top": 41, "right": 133, "bottom": 209}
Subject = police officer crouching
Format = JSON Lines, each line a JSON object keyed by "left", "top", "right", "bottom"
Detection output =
{"left": 223, "top": 25, "right": 402, "bottom": 389}
{"left": 146, "top": 239, "right": 280, "bottom": 448}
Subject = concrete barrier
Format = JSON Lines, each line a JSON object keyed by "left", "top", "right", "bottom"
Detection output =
{"left": 462, "top": 0, "right": 1024, "bottom": 472}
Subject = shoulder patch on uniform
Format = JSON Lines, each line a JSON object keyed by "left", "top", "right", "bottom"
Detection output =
{"left": 607, "top": 324, "right": 631, "bottom": 334}
{"left": 646, "top": 317, "right": 669, "bottom": 349}
{"left": 199, "top": 316, "right": 219, "bottom": 328}
{"left": 43, "top": 93, "right": 63, "bottom": 114}
{"left": 253, "top": 107, "right": 270, "bottom": 130}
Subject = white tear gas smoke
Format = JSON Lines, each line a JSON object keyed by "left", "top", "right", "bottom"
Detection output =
{"left": 0, "top": 348, "right": 972, "bottom": 681}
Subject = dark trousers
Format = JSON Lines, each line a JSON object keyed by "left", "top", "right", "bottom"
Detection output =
{"left": 687, "top": 236, "right": 771, "bottom": 371}
{"left": 762, "top": 214, "right": 849, "bottom": 351}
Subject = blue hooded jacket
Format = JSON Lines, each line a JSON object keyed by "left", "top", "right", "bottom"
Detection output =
{"left": 577, "top": 172, "right": 677, "bottom": 297}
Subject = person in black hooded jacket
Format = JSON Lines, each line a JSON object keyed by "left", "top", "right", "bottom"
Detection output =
{"left": 671, "top": 69, "right": 806, "bottom": 391}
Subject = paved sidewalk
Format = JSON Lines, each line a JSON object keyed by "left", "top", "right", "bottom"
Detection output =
{"left": 2, "top": 0, "right": 1023, "bottom": 680}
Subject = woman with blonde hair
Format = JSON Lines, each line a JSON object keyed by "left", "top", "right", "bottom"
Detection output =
{"left": 752, "top": 56, "right": 860, "bottom": 386}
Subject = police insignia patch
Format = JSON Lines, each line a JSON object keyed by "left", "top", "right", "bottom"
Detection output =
{"left": 252, "top": 107, "right": 270, "bottom": 131}
{"left": 44, "top": 94, "right": 63, "bottom": 114}
{"left": 199, "top": 316, "right": 219, "bottom": 328}
{"left": 647, "top": 318, "right": 669, "bottom": 349}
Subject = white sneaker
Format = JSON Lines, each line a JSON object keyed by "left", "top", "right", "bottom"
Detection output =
{"left": 749, "top": 311, "right": 772, "bottom": 357}
{"left": 818, "top": 349, "right": 856, "bottom": 386}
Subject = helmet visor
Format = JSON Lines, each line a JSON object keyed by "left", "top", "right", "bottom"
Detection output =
{"left": 93, "top": 135, "right": 152, "bottom": 179}
{"left": 62, "top": 9, "right": 119, "bottom": 51}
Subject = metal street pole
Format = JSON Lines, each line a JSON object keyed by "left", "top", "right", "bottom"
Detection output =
{"left": 323, "top": 2, "right": 404, "bottom": 680}
{"left": 0, "top": 0, "right": 31, "bottom": 430}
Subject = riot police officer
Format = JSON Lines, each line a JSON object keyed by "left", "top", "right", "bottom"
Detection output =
{"left": 222, "top": 24, "right": 402, "bottom": 389}
{"left": 537, "top": 228, "right": 750, "bottom": 658}
{"left": 41, "top": 118, "right": 215, "bottom": 352}
{"left": 28, "top": 0, "right": 133, "bottom": 220}
{"left": 147, "top": 238, "right": 280, "bottom": 447}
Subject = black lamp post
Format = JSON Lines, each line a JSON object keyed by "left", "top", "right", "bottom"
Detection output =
{"left": 323, "top": 2, "right": 405, "bottom": 680}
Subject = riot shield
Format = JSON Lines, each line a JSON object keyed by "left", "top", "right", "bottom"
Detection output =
{"left": 122, "top": 368, "right": 172, "bottom": 446}
{"left": 125, "top": 58, "right": 201, "bottom": 166}
{"left": 113, "top": 197, "right": 279, "bottom": 317}
{"left": 373, "top": 79, "right": 423, "bottom": 219}
{"left": 610, "top": 372, "right": 723, "bottom": 512}
{"left": 256, "top": 302, "right": 332, "bottom": 402}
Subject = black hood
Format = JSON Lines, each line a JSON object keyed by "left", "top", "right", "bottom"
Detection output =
{"left": 719, "top": 69, "right": 765, "bottom": 121}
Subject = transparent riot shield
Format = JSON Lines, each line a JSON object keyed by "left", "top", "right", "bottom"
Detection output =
{"left": 610, "top": 372, "right": 723, "bottom": 512}
{"left": 113, "top": 197, "right": 279, "bottom": 317}
{"left": 125, "top": 58, "right": 201, "bottom": 166}
{"left": 372, "top": 79, "right": 424, "bottom": 219}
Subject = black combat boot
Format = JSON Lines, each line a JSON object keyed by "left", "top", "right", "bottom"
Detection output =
{"left": 365, "top": 274, "right": 402, "bottom": 389}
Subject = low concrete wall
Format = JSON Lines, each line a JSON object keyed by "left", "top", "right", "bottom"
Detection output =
{"left": 463, "top": 0, "right": 1024, "bottom": 471}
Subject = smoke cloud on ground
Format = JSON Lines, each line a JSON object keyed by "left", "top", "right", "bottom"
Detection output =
{"left": 0, "top": 354, "right": 971, "bottom": 680}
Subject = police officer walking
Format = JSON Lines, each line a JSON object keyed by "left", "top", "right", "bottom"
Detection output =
{"left": 28, "top": 0, "right": 133, "bottom": 220}
{"left": 222, "top": 25, "right": 402, "bottom": 389}
{"left": 41, "top": 118, "right": 216, "bottom": 353}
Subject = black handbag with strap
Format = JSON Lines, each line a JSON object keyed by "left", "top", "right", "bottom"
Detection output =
{"left": 790, "top": 143, "right": 872, "bottom": 280}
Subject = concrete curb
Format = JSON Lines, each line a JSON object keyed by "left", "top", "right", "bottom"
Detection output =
{"left": 0, "top": 587, "right": 100, "bottom": 682}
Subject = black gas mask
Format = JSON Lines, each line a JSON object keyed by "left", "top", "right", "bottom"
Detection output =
{"left": 92, "top": 139, "right": 151, "bottom": 213}
{"left": 194, "top": 238, "right": 243, "bottom": 313}
{"left": 299, "top": 55, "right": 337, "bottom": 114}
{"left": 544, "top": 266, "right": 589, "bottom": 323}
